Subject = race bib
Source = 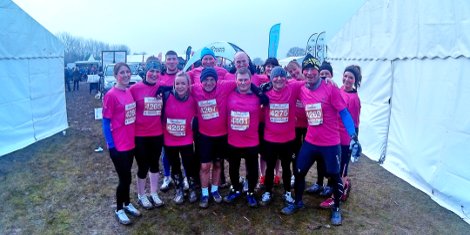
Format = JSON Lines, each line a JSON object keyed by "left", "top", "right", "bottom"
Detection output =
{"left": 269, "top": 103, "right": 289, "bottom": 123}
{"left": 143, "top": 97, "right": 162, "bottom": 116}
{"left": 166, "top": 118, "right": 186, "bottom": 136}
{"left": 305, "top": 103, "right": 323, "bottom": 126}
{"left": 230, "top": 111, "right": 250, "bottom": 131}
{"left": 296, "top": 99, "right": 304, "bottom": 108}
{"left": 198, "top": 99, "right": 219, "bottom": 120}
{"left": 125, "top": 102, "right": 136, "bottom": 125}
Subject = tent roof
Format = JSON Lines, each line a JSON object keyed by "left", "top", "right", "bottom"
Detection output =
{"left": 0, "top": 0, "right": 63, "bottom": 59}
{"left": 328, "top": 0, "right": 470, "bottom": 61}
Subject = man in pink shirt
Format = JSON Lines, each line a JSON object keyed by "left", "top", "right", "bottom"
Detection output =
{"left": 188, "top": 47, "right": 228, "bottom": 85}
{"left": 259, "top": 66, "right": 304, "bottom": 206}
{"left": 223, "top": 67, "right": 265, "bottom": 208}
{"left": 281, "top": 54, "right": 362, "bottom": 226}
{"left": 191, "top": 67, "right": 237, "bottom": 208}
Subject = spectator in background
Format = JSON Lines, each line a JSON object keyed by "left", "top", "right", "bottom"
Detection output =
{"left": 72, "top": 67, "right": 81, "bottom": 91}
{"left": 64, "top": 67, "right": 71, "bottom": 92}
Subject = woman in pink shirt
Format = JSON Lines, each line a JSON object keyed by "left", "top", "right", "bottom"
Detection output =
{"left": 286, "top": 60, "right": 307, "bottom": 187}
{"left": 129, "top": 57, "right": 165, "bottom": 210}
{"left": 320, "top": 65, "right": 362, "bottom": 209}
{"left": 102, "top": 63, "right": 141, "bottom": 225}
{"left": 162, "top": 71, "right": 198, "bottom": 205}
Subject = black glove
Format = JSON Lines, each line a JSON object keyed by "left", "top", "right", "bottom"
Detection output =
{"left": 258, "top": 93, "right": 269, "bottom": 106}
{"left": 259, "top": 82, "right": 273, "bottom": 92}
{"left": 156, "top": 86, "right": 172, "bottom": 97}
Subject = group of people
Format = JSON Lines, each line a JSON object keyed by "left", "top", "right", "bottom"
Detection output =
{"left": 102, "top": 47, "right": 362, "bottom": 226}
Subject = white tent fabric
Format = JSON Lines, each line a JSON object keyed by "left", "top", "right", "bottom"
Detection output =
{"left": 328, "top": 0, "right": 470, "bottom": 224}
{"left": 0, "top": 0, "right": 67, "bottom": 157}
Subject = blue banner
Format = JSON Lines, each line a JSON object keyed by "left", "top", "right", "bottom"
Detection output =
{"left": 268, "top": 23, "right": 281, "bottom": 58}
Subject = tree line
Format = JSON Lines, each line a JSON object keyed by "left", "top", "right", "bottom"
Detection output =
{"left": 56, "top": 32, "right": 131, "bottom": 65}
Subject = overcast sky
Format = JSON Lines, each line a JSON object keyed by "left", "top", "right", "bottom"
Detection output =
{"left": 12, "top": 0, "right": 365, "bottom": 60}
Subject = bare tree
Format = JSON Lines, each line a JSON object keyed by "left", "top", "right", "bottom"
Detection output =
{"left": 252, "top": 57, "right": 264, "bottom": 66}
{"left": 286, "top": 47, "right": 306, "bottom": 57}
{"left": 56, "top": 32, "right": 132, "bottom": 64}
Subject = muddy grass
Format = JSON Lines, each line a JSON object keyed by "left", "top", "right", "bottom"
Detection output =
{"left": 0, "top": 81, "right": 469, "bottom": 234}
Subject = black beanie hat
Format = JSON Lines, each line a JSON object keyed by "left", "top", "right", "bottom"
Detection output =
{"left": 200, "top": 67, "right": 218, "bottom": 83}
{"left": 319, "top": 61, "right": 333, "bottom": 77}
{"left": 302, "top": 53, "right": 321, "bottom": 71}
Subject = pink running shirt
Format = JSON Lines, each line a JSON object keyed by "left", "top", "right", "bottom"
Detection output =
{"left": 102, "top": 87, "right": 136, "bottom": 151}
{"left": 129, "top": 82, "right": 163, "bottom": 137}
{"left": 163, "top": 94, "right": 196, "bottom": 146}
{"left": 227, "top": 91, "right": 260, "bottom": 148}
{"left": 299, "top": 81, "right": 347, "bottom": 146}
{"left": 191, "top": 80, "right": 237, "bottom": 137}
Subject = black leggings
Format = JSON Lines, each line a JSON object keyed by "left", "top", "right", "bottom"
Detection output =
{"left": 340, "top": 145, "right": 351, "bottom": 177}
{"left": 134, "top": 135, "right": 163, "bottom": 179}
{"left": 293, "top": 128, "right": 307, "bottom": 173}
{"left": 165, "top": 144, "right": 197, "bottom": 182}
{"left": 263, "top": 140, "right": 293, "bottom": 193}
{"left": 109, "top": 148, "right": 134, "bottom": 210}
{"left": 294, "top": 142, "right": 343, "bottom": 208}
{"left": 228, "top": 145, "right": 259, "bottom": 193}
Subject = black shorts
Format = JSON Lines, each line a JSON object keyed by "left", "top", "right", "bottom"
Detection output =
{"left": 198, "top": 134, "right": 228, "bottom": 163}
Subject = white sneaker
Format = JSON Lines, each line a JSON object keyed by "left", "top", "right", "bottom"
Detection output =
{"left": 138, "top": 194, "right": 153, "bottom": 210}
{"left": 283, "top": 192, "right": 295, "bottom": 204}
{"left": 160, "top": 176, "right": 172, "bottom": 192}
{"left": 115, "top": 209, "right": 131, "bottom": 225}
{"left": 183, "top": 177, "right": 189, "bottom": 190}
{"left": 150, "top": 193, "right": 164, "bottom": 207}
{"left": 123, "top": 203, "right": 141, "bottom": 217}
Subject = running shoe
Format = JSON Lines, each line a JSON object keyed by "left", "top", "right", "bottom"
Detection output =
{"left": 173, "top": 188, "right": 184, "bottom": 205}
{"left": 183, "top": 177, "right": 190, "bottom": 191}
{"left": 160, "top": 176, "right": 172, "bottom": 192}
{"left": 189, "top": 189, "right": 198, "bottom": 203}
{"left": 211, "top": 191, "right": 223, "bottom": 203}
{"left": 246, "top": 192, "right": 258, "bottom": 208}
{"left": 199, "top": 196, "right": 209, "bottom": 209}
{"left": 320, "top": 186, "right": 333, "bottom": 197}
{"left": 260, "top": 192, "right": 272, "bottom": 206}
{"left": 137, "top": 194, "right": 153, "bottom": 210}
{"left": 331, "top": 207, "right": 342, "bottom": 225}
{"left": 123, "top": 203, "right": 141, "bottom": 217}
{"left": 274, "top": 175, "right": 281, "bottom": 186}
{"left": 319, "top": 197, "right": 334, "bottom": 209}
{"left": 305, "top": 183, "right": 323, "bottom": 194}
{"left": 150, "top": 193, "right": 164, "bottom": 208}
{"left": 224, "top": 188, "right": 241, "bottom": 203}
{"left": 281, "top": 201, "right": 304, "bottom": 215}
{"left": 283, "top": 192, "right": 295, "bottom": 204}
{"left": 115, "top": 209, "right": 131, "bottom": 225}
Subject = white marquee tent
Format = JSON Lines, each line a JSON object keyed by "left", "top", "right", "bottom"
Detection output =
{"left": 0, "top": 0, "right": 67, "bottom": 156}
{"left": 327, "top": 0, "right": 470, "bottom": 223}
